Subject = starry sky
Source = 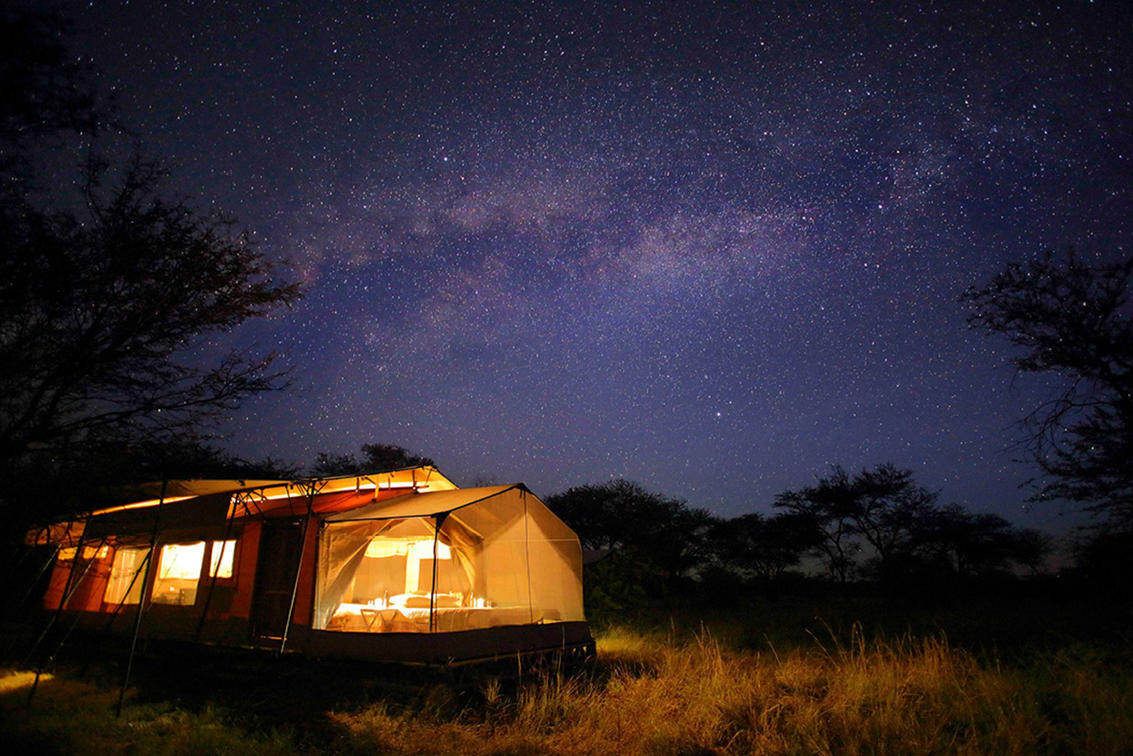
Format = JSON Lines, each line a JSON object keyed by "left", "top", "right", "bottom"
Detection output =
{"left": 53, "top": 0, "right": 1132, "bottom": 530}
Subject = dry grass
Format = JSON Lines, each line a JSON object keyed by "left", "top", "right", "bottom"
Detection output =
{"left": 339, "top": 626, "right": 1131, "bottom": 756}
{"left": 2, "top": 624, "right": 1132, "bottom": 755}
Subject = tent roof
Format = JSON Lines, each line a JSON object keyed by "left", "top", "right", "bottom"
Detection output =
{"left": 26, "top": 467, "right": 462, "bottom": 545}
{"left": 88, "top": 466, "right": 458, "bottom": 516}
{"left": 324, "top": 484, "right": 528, "bottom": 522}
{"left": 112, "top": 479, "right": 291, "bottom": 502}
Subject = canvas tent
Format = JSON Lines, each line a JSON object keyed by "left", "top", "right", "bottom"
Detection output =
{"left": 30, "top": 468, "right": 591, "bottom": 665}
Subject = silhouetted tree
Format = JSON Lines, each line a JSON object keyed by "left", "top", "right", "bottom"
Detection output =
{"left": 310, "top": 452, "right": 360, "bottom": 477}
{"left": 774, "top": 468, "right": 862, "bottom": 584}
{"left": 95, "top": 437, "right": 300, "bottom": 482}
{"left": 962, "top": 250, "right": 1133, "bottom": 523}
{"left": 921, "top": 505, "right": 1050, "bottom": 578}
{"left": 847, "top": 464, "right": 940, "bottom": 579}
{"left": 0, "top": 11, "right": 300, "bottom": 479}
{"left": 311, "top": 443, "right": 435, "bottom": 476}
{"left": 546, "top": 479, "right": 713, "bottom": 606}
{"left": 710, "top": 512, "right": 821, "bottom": 581}
{"left": 2, "top": 434, "right": 298, "bottom": 556}
{"left": 1003, "top": 526, "right": 1052, "bottom": 576}
{"left": 359, "top": 443, "right": 435, "bottom": 471}
{"left": 1070, "top": 527, "right": 1133, "bottom": 598}
{"left": 0, "top": 9, "right": 100, "bottom": 172}
{"left": 777, "top": 464, "right": 940, "bottom": 584}
{"left": 777, "top": 465, "right": 1050, "bottom": 589}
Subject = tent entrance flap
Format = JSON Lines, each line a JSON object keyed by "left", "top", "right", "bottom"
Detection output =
{"left": 251, "top": 520, "right": 303, "bottom": 640}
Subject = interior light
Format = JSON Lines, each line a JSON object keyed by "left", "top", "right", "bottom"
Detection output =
{"left": 158, "top": 542, "right": 205, "bottom": 580}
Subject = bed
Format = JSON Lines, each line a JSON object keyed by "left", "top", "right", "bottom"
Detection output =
{"left": 326, "top": 593, "right": 541, "bottom": 633}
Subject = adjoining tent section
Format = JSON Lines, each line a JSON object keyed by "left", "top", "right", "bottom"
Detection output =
{"left": 316, "top": 485, "right": 584, "bottom": 633}
{"left": 27, "top": 468, "right": 592, "bottom": 666}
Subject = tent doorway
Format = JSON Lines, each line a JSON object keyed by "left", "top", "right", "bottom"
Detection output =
{"left": 251, "top": 519, "right": 303, "bottom": 642}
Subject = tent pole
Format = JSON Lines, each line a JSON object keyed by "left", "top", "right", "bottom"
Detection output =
{"left": 30, "top": 525, "right": 86, "bottom": 654}
{"left": 26, "top": 519, "right": 88, "bottom": 677}
{"left": 522, "top": 491, "right": 534, "bottom": 624}
{"left": 193, "top": 495, "right": 239, "bottom": 643}
{"left": 429, "top": 516, "right": 440, "bottom": 633}
{"left": 115, "top": 477, "right": 167, "bottom": 718}
{"left": 99, "top": 546, "right": 155, "bottom": 631}
{"left": 278, "top": 481, "right": 317, "bottom": 655}
{"left": 81, "top": 545, "right": 152, "bottom": 680}
{"left": 26, "top": 528, "right": 100, "bottom": 706}
{"left": 52, "top": 537, "right": 112, "bottom": 656}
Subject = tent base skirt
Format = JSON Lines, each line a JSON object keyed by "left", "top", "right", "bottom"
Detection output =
{"left": 35, "top": 611, "right": 592, "bottom": 668}
{"left": 300, "top": 621, "right": 593, "bottom": 666}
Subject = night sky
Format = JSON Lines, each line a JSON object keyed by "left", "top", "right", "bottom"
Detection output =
{"left": 54, "top": 1, "right": 1132, "bottom": 530}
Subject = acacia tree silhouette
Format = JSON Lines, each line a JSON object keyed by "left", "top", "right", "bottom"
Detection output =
{"left": 774, "top": 464, "right": 1047, "bottom": 586}
{"left": 0, "top": 11, "right": 300, "bottom": 539}
{"left": 547, "top": 479, "right": 713, "bottom": 605}
{"left": 963, "top": 250, "right": 1133, "bottom": 524}
{"left": 310, "top": 444, "right": 436, "bottom": 476}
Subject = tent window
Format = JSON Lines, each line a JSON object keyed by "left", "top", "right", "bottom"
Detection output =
{"left": 57, "top": 544, "right": 107, "bottom": 561}
{"left": 104, "top": 547, "right": 148, "bottom": 606}
{"left": 209, "top": 539, "right": 236, "bottom": 579}
{"left": 151, "top": 542, "right": 204, "bottom": 605}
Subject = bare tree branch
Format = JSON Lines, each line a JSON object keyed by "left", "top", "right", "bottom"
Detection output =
{"left": 962, "top": 250, "right": 1133, "bottom": 522}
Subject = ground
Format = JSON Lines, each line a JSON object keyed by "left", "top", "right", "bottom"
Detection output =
{"left": 2, "top": 594, "right": 1131, "bottom": 755}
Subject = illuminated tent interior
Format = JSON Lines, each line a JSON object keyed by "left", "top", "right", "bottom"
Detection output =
{"left": 28, "top": 468, "right": 591, "bottom": 664}
{"left": 317, "top": 485, "right": 584, "bottom": 634}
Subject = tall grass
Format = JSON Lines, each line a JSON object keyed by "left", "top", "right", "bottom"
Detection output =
{"left": 398, "top": 626, "right": 1132, "bottom": 756}
{"left": 2, "top": 625, "right": 1132, "bottom": 755}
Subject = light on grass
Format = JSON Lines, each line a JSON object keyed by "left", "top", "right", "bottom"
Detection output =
{"left": 5, "top": 625, "right": 1132, "bottom": 755}
{"left": 0, "top": 671, "right": 51, "bottom": 692}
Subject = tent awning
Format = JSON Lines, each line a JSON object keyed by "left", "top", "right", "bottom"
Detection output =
{"left": 116, "top": 479, "right": 292, "bottom": 501}
{"left": 89, "top": 466, "right": 458, "bottom": 516}
{"left": 86, "top": 492, "right": 232, "bottom": 539}
{"left": 27, "top": 467, "right": 461, "bottom": 544}
{"left": 323, "top": 484, "right": 527, "bottom": 522}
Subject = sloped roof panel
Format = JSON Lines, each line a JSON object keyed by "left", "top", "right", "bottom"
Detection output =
{"left": 92, "top": 467, "right": 457, "bottom": 514}
{"left": 324, "top": 484, "right": 523, "bottom": 522}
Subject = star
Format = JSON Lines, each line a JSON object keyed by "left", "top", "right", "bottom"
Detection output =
{"left": 54, "top": 0, "right": 1132, "bottom": 535}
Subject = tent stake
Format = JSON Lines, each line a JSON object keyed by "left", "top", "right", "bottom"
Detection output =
{"left": 116, "top": 477, "right": 167, "bottom": 718}
{"left": 278, "top": 480, "right": 318, "bottom": 655}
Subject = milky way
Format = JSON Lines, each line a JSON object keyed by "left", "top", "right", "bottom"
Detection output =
{"left": 59, "top": 1, "right": 1132, "bottom": 528}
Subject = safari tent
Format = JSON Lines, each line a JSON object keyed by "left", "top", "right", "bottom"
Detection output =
{"left": 28, "top": 467, "right": 592, "bottom": 665}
